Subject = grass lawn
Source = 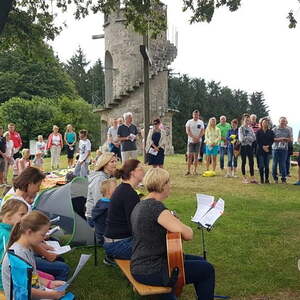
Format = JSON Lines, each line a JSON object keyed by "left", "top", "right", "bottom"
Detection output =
{"left": 5, "top": 154, "right": 300, "bottom": 299}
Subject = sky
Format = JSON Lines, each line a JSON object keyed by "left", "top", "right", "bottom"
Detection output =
{"left": 51, "top": 0, "right": 300, "bottom": 139}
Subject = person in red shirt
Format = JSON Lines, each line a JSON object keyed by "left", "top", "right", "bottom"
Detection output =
{"left": 7, "top": 123, "right": 22, "bottom": 159}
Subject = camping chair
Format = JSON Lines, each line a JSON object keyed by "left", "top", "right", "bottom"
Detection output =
{"left": 8, "top": 250, "right": 33, "bottom": 300}
{"left": 7, "top": 251, "right": 75, "bottom": 300}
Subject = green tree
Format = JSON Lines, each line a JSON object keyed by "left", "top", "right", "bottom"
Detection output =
{"left": 86, "top": 59, "right": 105, "bottom": 106}
{"left": 0, "top": 96, "right": 101, "bottom": 148}
{"left": 248, "top": 92, "right": 269, "bottom": 119}
{"left": 0, "top": 45, "right": 77, "bottom": 102}
{"left": 168, "top": 74, "right": 270, "bottom": 153}
{"left": 65, "top": 46, "right": 90, "bottom": 103}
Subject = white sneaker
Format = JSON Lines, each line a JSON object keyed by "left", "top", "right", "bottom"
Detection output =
{"left": 224, "top": 174, "right": 231, "bottom": 178}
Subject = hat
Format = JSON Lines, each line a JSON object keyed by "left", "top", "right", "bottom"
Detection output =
{"left": 95, "top": 152, "right": 115, "bottom": 171}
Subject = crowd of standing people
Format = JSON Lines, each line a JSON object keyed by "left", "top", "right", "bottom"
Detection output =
{"left": 185, "top": 110, "right": 299, "bottom": 185}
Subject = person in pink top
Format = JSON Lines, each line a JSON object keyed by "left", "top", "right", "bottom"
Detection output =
{"left": 47, "top": 125, "right": 63, "bottom": 170}
{"left": 7, "top": 123, "right": 22, "bottom": 159}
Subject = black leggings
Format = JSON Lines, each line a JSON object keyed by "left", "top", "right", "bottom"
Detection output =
{"left": 241, "top": 145, "right": 254, "bottom": 176}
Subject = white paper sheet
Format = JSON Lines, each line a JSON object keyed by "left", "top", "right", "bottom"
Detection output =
{"left": 45, "top": 241, "right": 71, "bottom": 255}
{"left": 191, "top": 194, "right": 215, "bottom": 223}
{"left": 55, "top": 254, "right": 91, "bottom": 292}
{"left": 191, "top": 194, "right": 224, "bottom": 228}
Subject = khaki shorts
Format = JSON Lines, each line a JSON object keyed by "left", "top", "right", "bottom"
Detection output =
{"left": 188, "top": 142, "right": 201, "bottom": 154}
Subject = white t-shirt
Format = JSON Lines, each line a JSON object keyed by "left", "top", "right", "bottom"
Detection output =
{"left": 36, "top": 141, "right": 46, "bottom": 154}
{"left": 185, "top": 119, "right": 204, "bottom": 143}
{"left": 107, "top": 126, "right": 119, "bottom": 142}
{"left": 79, "top": 139, "right": 91, "bottom": 162}
{"left": 5, "top": 140, "right": 14, "bottom": 157}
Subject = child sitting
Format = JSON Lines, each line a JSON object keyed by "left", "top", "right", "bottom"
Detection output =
{"left": 13, "top": 148, "right": 31, "bottom": 177}
{"left": 0, "top": 199, "right": 28, "bottom": 292}
{"left": 2, "top": 211, "right": 66, "bottom": 299}
{"left": 33, "top": 151, "right": 43, "bottom": 170}
{"left": 92, "top": 178, "right": 117, "bottom": 246}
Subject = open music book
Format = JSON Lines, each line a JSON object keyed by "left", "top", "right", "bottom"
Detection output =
{"left": 191, "top": 194, "right": 224, "bottom": 229}
{"left": 45, "top": 241, "right": 72, "bottom": 255}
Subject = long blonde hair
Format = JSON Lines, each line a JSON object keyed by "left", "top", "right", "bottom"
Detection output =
{"left": 206, "top": 117, "right": 217, "bottom": 132}
{"left": 7, "top": 211, "right": 49, "bottom": 248}
{"left": 0, "top": 199, "right": 28, "bottom": 222}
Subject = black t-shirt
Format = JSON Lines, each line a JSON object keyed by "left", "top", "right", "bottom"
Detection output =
{"left": 104, "top": 183, "right": 140, "bottom": 239}
{"left": 130, "top": 198, "right": 168, "bottom": 277}
{"left": 117, "top": 124, "right": 138, "bottom": 152}
{"left": 0, "top": 136, "right": 6, "bottom": 157}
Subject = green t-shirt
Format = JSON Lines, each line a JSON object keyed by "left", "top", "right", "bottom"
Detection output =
{"left": 217, "top": 122, "right": 231, "bottom": 139}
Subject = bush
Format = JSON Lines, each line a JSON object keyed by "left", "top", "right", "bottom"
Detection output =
{"left": 0, "top": 96, "right": 101, "bottom": 149}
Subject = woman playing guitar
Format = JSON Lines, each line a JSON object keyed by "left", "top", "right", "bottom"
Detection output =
{"left": 130, "top": 168, "right": 215, "bottom": 300}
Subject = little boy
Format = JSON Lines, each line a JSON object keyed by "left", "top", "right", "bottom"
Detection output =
{"left": 74, "top": 130, "right": 91, "bottom": 177}
{"left": 91, "top": 178, "right": 117, "bottom": 247}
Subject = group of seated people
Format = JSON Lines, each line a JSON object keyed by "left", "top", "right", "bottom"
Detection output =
{"left": 88, "top": 153, "right": 215, "bottom": 300}
{"left": 0, "top": 152, "right": 215, "bottom": 300}
{"left": 0, "top": 167, "right": 70, "bottom": 299}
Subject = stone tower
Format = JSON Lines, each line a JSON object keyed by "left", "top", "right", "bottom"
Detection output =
{"left": 94, "top": 7, "right": 177, "bottom": 154}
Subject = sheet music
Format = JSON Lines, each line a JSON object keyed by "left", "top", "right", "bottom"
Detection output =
{"left": 198, "top": 199, "right": 224, "bottom": 228}
{"left": 191, "top": 194, "right": 224, "bottom": 228}
{"left": 191, "top": 194, "right": 215, "bottom": 223}
{"left": 55, "top": 254, "right": 91, "bottom": 292}
{"left": 45, "top": 241, "right": 71, "bottom": 255}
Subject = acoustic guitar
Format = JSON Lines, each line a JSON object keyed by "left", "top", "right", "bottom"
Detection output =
{"left": 166, "top": 232, "right": 186, "bottom": 296}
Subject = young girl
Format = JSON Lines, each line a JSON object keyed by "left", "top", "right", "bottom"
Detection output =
{"left": 238, "top": 114, "right": 257, "bottom": 184}
{"left": 2, "top": 211, "right": 66, "bottom": 299}
{"left": 74, "top": 129, "right": 91, "bottom": 177}
{"left": 13, "top": 148, "right": 31, "bottom": 177}
{"left": 204, "top": 117, "right": 221, "bottom": 173}
{"left": 0, "top": 199, "right": 28, "bottom": 291}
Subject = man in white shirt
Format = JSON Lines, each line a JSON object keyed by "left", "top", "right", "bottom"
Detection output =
{"left": 185, "top": 110, "right": 204, "bottom": 175}
{"left": 74, "top": 129, "right": 91, "bottom": 177}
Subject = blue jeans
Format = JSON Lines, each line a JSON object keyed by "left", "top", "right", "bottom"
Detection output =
{"left": 103, "top": 237, "right": 132, "bottom": 259}
{"left": 286, "top": 155, "right": 291, "bottom": 176}
{"left": 133, "top": 254, "right": 215, "bottom": 300}
{"left": 272, "top": 149, "right": 288, "bottom": 181}
{"left": 258, "top": 152, "right": 271, "bottom": 181}
{"left": 227, "top": 147, "right": 237, "bottom": 168}
{"left": 74, "top": 161, "right": 89, "bottom": 177}
{"left": 35, "top": 257, "right": 70, "bottom": 281}
{"left": 219, "top": 146, "right": 226, "bottom": 169}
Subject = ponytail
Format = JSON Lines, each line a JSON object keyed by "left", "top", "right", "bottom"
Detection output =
{"left": 114, "top": 159, "right": 140, "bottom": 180}
{"left": 7, "top": 222, "right": 22, "bottom": 249}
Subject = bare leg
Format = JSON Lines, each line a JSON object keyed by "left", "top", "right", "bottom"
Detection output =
{"left": 193, "top": 153, "right": 198, "bottom": 174}
{"left": 212, "top": 156, "right": 217, "bottom": 171}
{"left": 206, "top": 155, "right": 211, "bottom": 171}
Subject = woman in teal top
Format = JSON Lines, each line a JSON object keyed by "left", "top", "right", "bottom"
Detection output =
{"left": 64, "top": 124, "right": 77, "bottom": 168}
{"left": 0, "top": 199, "right": 28, "bottom": 290}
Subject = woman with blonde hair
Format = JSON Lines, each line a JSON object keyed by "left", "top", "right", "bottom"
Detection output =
{"left": 130, "top": 168, "right": 215, "bottom": 300}
{"left": 204, "top": 117, "right": 221, "bottom": 173}
{"left": 47, "top": 125, "right": 63, "bottom": 170}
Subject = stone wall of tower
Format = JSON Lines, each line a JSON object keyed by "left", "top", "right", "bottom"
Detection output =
{"left": 96, "top": 9, "right": 176, "bottom": 154}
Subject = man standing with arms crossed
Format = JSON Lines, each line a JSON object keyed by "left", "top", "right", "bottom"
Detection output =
{"left": 185, "top": 110, "right": 204, "bottom": 175}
